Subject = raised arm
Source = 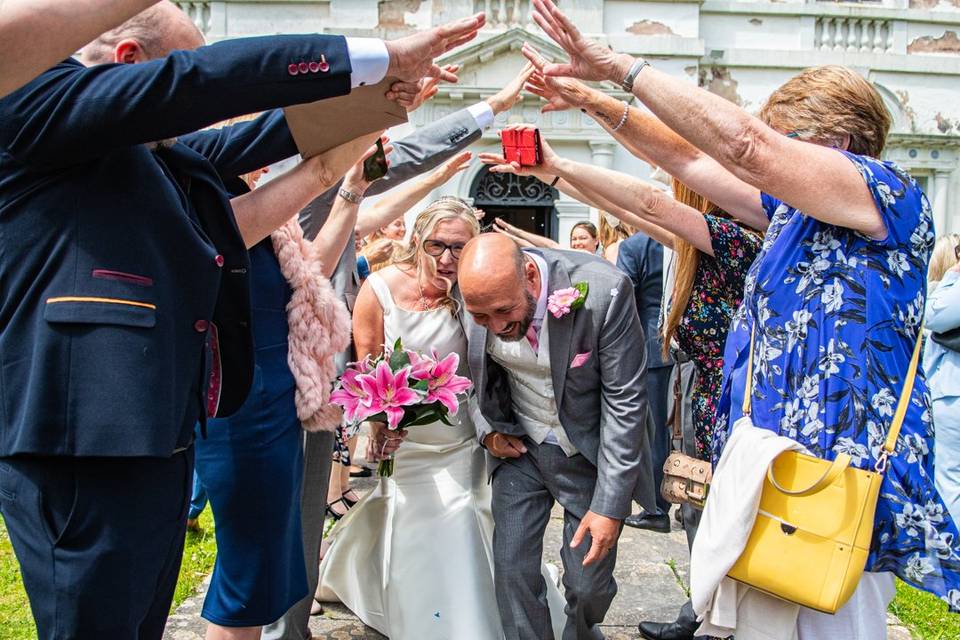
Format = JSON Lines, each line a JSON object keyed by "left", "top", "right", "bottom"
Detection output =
{"left": 482, "top": 127, "right": 713, "bottom": 254}
{"left": 528, "top": 0, "right": 885, "bottom": 239}
{"left": 2, "top": 12, "right": 486, "bottom": 168}
{"left": 356, "top": 150, "right": 472, "bottom": 237}
{"left": 311, "top": 144, "right": 384, "bottom": 277}
{"left": 491, "top": 218, "right": 560, "bottom": 249}
{"left": 231, "top": 133, "right": 382, "bottom": 248}
{"left": 0, "top": 0, "right": 159, "bottom": 98}
{"left": 525, "top": 71, "right": 765, "bottom": 231}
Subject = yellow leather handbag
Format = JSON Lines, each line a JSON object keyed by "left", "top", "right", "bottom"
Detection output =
{"left": 726, "top": 326, "right": 923, "bottom": 614}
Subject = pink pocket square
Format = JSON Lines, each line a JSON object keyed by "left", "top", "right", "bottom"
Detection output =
{"left": 571, "top": 352, "right": 592, "bottom": 368}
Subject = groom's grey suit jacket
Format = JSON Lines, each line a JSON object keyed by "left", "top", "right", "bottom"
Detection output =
{"left": 466, "top": 248, "right": 657, "bottom": 519}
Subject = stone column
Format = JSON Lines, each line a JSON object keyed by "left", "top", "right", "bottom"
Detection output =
{"left": 589, "top": 141, "right": 616, "bottom": 170}
{"left": 933, "top": 169, "right": 951, "bottom": 236}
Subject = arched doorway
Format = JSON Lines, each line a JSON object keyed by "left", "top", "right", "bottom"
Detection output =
{"left": 470, "top": 166, "right": 560, "bottom": 240}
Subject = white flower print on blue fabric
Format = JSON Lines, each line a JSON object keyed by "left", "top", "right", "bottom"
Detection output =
{"left": 714, "top": 151, "right": 960, "bottom": 605}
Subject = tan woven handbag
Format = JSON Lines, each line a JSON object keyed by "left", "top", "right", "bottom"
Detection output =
{"left": 660, "top": 366, "right": 712, "bottom": 508}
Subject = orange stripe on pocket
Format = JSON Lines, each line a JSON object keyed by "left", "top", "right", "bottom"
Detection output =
{"left": 46, "top": 296, "right": 157, "bottom": 310}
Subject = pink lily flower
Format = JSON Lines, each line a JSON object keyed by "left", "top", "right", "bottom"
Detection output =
{"left": 423, "top": 353, "right": 473, "bottom": 414}
{"left": 359, "top": 361, "right": 421, "bottom": 429}
{"left": 330, "top": 368, "right": 372, "bottom": 424}
{"left": 347, "top": 356, "right": 373, "bottom": 374}
{"left": 406, "top": 350, "right": 436, "bottom": 381}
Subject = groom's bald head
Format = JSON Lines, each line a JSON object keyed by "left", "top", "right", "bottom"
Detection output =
{"left": 459, "top": 234, "right": 540, "bottom": 341}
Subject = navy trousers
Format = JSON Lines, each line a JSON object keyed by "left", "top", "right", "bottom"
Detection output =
{"left": 0, "top": 448, "right": 193, "bottom": 639}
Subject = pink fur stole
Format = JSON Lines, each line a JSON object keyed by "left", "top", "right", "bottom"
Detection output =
{"left": 271, "top": 217, "right": 351, "bottom": 432}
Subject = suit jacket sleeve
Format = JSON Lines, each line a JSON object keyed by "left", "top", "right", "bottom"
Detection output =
{"left": 590, "top": 274, "right": 653, "bottom": 519}
{"left": 179, "top": 110, "right": 298, "bottom": 180}
{"left": 299, "top": 104, "right": 484, "bottom": 240}
{"left": 0, "top": 35, "right": 352, "bottom": 169}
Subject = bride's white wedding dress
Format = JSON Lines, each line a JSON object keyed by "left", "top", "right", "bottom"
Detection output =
{"left": 317, "top": 272, "right": 564, "bottom": 640}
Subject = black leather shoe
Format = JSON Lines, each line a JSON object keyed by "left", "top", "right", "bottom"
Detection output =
{"left": 637, "top": 601, "right": 699, "bottom": 640}
{"left": 623, "top": 511, "right": 671, "bottom": 533}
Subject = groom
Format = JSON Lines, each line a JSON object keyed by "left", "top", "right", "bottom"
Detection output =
{"left": 459, "top": 234, "right": 656, "bottom": 639}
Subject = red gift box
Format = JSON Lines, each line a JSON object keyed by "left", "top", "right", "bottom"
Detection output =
{"left": 501, "top": 128, "right": 542, "bottom": 166}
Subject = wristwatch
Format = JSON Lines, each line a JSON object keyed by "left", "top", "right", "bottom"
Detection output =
{"left": 338, "top": 187, "right": 363, "bottom": 205}
{"left": 620, "top": 58, "right": 650, "bottom": 93}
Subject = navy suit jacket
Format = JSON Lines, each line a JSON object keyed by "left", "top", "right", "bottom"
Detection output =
{"left": 0, "top": 35, "right": 354, "bottom": 457}
{"left": 616, "top": 232, "right": 670, "bottom": 369}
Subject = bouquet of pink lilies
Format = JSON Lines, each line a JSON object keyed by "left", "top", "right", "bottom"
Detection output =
{"left": 330, "top": 339, "right": 473, "bottom": 477}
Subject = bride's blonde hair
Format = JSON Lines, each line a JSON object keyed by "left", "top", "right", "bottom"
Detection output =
{"left": 392, "top": 197, "right": 480, "bottom": 315}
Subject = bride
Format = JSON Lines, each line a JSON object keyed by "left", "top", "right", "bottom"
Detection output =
{"left": 317, "top": 198, "right": 564, "bottom": 639}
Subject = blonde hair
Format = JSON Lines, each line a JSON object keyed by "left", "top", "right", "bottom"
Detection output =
{"left": 393, "top": 198, "right": 481, "bottom": 314}
{"left": 662, "top": 179, "right": 720, "bottom": 359}
{"left": 929, "top": 233, "right": 960, "bottom": 285}
{"left": 599, "top": 214, "right": 635, "bottom": 250}
{"left": 758, "top": 65, "right": 891, "bottom": 158}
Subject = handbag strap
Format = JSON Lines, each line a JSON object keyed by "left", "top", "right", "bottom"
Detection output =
{"left": 877, "top": 323, "right": 925, "bottom": 471}
{"left": 767, "top": 452, "right": 851, "bottom": 496}
{"left": 740, "top": 321, "right": 924, "bottom": 472}
{"left": 671, "top": 366, "right": 683, "bottom": 441}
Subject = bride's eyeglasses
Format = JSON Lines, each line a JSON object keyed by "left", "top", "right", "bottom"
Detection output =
{"left": 422, "top": 240, "right": 465, "bottom": 260}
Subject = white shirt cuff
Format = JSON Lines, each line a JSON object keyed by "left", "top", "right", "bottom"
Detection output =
{"left": 345, "top": 37, "right": 389, "bottom": 88}
{"left": 467, "top": 101, "right": 495, "bottom": 130}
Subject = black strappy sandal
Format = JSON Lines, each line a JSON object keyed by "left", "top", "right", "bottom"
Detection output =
{"left": 325, "top": 497, "right": 350, "bottom": 522}
{"left": 341, "top": 489, "right": 361, "bottom": 508}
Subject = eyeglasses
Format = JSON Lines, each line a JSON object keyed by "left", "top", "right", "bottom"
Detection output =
{"left": 422, "top": 239, "right": 465, "bottom": 259}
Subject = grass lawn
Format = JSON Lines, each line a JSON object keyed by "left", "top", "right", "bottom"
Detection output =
{"left": 0, "top": 510, "right": 217, "bottom": 640}
{"left": 889, "top": 578, "right": 960, "bottom": 639}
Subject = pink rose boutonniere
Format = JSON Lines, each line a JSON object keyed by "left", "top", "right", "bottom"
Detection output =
{"left": 547, "top": 282, "right": 589, "bottom": 319}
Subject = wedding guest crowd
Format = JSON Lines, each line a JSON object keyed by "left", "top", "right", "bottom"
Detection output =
{"left": 1, "top": 1, "right": 958, "bottom": 640}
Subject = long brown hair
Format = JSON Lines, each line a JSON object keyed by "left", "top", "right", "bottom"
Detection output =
{"left": 662, "top": 179, "right": 719, "bottom": 358}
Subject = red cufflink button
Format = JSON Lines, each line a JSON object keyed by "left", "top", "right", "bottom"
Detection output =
{"left": 215, "top": 254, "right": 224, "bottom": 267}
{"left": 298, "top": 62, "right": 309, "bottom": 74}
{"left": 194, "top": 320, "right": 209, "bottom": 333}
{"left": 308, "top": 61, "right": 320, "bottom": 73}
{"left": 287, "top": 63, "right": 299, "bottom": 76}
{"left": 319, "top": 60, "right": 330, "bottom": 73}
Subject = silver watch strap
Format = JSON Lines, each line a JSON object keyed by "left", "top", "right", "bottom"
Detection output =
{"left": 620, "top": 58, "right": 650, "bottom": 93}
{"left": 338, "top": 187, "right": 363, "bottom": 205}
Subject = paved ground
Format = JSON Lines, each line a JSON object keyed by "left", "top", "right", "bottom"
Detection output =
{"left": 164, "top": 467, "right": 915, "bottom": 640}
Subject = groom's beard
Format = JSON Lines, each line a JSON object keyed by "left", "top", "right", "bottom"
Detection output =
{"left": 496, "top": 291, "right": 537, "bottom": 342}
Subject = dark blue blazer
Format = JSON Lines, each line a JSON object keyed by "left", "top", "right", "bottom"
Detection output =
{"left": 616, "top": 232, "right": 670, "bottom": 369}
{"left": 0, "top": 35, "right": 354, "bottom": 457}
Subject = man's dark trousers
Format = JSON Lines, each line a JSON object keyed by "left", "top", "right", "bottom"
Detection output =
{"left": 0, "top": 449, "right": 193, "bottom": 639}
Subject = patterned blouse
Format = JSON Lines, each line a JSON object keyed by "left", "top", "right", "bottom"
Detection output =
{"left": 674, "top": 214, "right": 762, "bottom": 460}
{"left": 715, "top": 151, "right": 960, "bottom": 606}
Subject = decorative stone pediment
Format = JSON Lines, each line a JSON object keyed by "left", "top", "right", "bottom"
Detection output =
{"left": 435, "top": 27, "right": 616, "bottom": 94}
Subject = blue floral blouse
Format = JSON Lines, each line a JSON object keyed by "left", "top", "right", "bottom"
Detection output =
{"left": 715, "top": 151, "right": 960, "bottom": 607}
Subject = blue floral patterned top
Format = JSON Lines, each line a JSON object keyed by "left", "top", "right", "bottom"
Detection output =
{"left": 715, "top": 151, "right": 960, "bottom": 607}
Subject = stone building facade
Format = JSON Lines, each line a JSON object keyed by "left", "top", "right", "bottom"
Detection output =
{"left": 177, "top": 0, "right": 960, "bottom": 243}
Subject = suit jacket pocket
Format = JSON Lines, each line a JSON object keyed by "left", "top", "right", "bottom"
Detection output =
{"left": 44, "top": 296, "right": 156, "bottom": 328}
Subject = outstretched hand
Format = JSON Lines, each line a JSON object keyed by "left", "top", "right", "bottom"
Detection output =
{"left": 571, "top": 510, "right": 622, "bottom": 566}
{"left": 477, "top": 124, "right": 560, "bottom": 179}
{"left": 527, "top": 0, "right": 631, "bottom": 84}
{"left": 389, "top": 64, "right": 460, "bottom": 111}
{"left": 342, "top": 135, "right": 394, "bottom": 194}
{"left": 434, "top": 150, "right": 473, "bottom": 182}
{"left": 385, "top": 13, "right": 486, "bottom": 84}
{"left": 486, "top": 63, "right": 536, "bottom": 114}
{"left": 525, "top": 68, "right": 594, "bottom": 114}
